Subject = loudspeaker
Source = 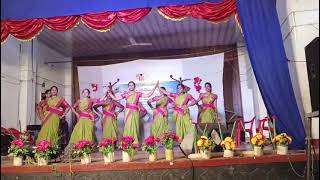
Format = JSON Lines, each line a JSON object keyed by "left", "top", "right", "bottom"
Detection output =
{"left": 305, "top": 37, "right": 319, "bottom": 112}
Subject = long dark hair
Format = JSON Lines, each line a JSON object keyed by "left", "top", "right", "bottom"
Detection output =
{"left": 41, "top": 89, "right": 51, "bottom": 100}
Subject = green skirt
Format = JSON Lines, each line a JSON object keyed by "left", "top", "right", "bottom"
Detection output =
{"left": 69, "top": 118, "right": 94, "bottom": 144}
{"left": 123, "top": 110, "right": 140, "bottom": 146}
{"left": 151, "top": 114, "right": 169, "bottom": 138}
{"left": 36, "top": 113, "right": 60, "bottom": 145}
{"left": 174, "top": 112, "right": 193, "bottom": 141}
{"left": 200, "top": 108, "right": 216, "bottom": 123}
{"left": 102, "top": 116, "right": 118, "bottom": 140}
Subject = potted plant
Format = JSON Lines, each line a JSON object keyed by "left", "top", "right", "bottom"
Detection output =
{"left": 272, "top": 133, "right": 292, "bottom": 155}
{"left": 32, "top": 140, "right": 58, "bottom": 166}
{"left": 142, "top": 135, "right": 160, "bottom": 162}
{"left": 197, "top": 135, "right": 215, "bottom": 159}
{"left": 221, "top": 137, "right": 236, "bottom": 158}
{"left": 98, "top": 138, "right": 117, "bottom": 163}
{"left": 251, "top": 133, "right": 267, "bottom": 156}
{"left": 118, "top": 136, "right": 135, "bottom": 162}
{"left": 73, "top": 140, "right": 93, "bottom": 164}
{"left": 8, "top": 139, "right": 29, "bottom": 166}
{"left": 161, "top": 132, "right": 179, "bottom": 161}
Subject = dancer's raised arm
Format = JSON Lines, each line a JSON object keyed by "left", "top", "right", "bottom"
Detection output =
{"left": 141, "top": 81, "right": 159, "bottom": 98}
{"left": 158, "top": 85, "right": 172, "bottom": 97}
{"left": 108, "top": 91, "right": 122, "bottom": 101}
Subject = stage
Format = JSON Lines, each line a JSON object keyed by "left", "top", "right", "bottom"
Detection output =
{"left": 1, "top": 146, "right": 319, "bottom": 180}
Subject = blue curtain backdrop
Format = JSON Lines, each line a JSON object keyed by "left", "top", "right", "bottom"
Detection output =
{"left": 236, "top": 0, "right": 306, "bottom": 149}
{"left": 1, "top": 0, "right": 223, "bottom": 20}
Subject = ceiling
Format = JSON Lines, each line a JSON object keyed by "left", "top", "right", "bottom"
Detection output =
{"left": 37, "top": 9, "right": 242, "bottom": 59}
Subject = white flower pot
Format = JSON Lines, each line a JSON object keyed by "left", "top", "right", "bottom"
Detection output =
{"left": 277, "top": 145, "right": 288, "bottom": 155}
{"left": 80, "top": 154, "right": 91, "bottom": 164}
{"left": 253, "top": 146, "right": 263, "bottom": 157}
{"left": 165, "top": 149, "right": 174, "bottom": 161}
{"left": 223, "top": 150, "right": 234, "bottom": 158}
{"left": 37, "top": 157, "right": 48, "bottom": 166}
{"left": 122, "top": 151, "right": 132, "bottom": 162}
{"left": 13, "top": 156, "right": 23, "bottom": 166}
{"left": 200, "top": 149, "right": 211, "bottom": 159}
{"left": 104, "top": 152, "right": 115, "bottom": 163}
{"left": 149, "top": 153, "right": 157, "bottom": 162}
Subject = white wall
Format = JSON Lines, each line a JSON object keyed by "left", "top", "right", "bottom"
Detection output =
{"left": 1, "top": 37, "right": 21, "bottom": 129}
{"left": 238, "top": 44, "right": 268, "bottom": 137}
{"left": 277, "top": 0, "right": 319, "bottom": 139}
{"left": 1, "top": 36, "right": 72, "bottom": 130}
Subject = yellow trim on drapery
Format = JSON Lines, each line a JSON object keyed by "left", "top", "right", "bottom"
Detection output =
{"left": 234, "top": 13, "right": 243, "bottom": 34}
{"left": 156, "top": 9, "right": 186, "bottom": 21}
{"left": 13, "top": 25, "right": 45, "bottom": 42}
{"left": 80, "top": 18, "right": 112, "bottom": 33}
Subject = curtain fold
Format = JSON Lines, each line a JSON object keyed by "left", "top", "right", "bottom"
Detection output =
{"left": 236, "top": 0, "right": 306, "bottom": 149}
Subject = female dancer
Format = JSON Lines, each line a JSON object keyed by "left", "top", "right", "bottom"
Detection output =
{"left": 96, "top": 86, "right": 124, "bottom": 140}
{"left": 69, "top": 89, "right": 99, "bottom": 144}
{"left": 36, "top": 86, "right": 70, "bottom": 146}
{"left": 147, "top": 87, "right": 173, "bottom": 138}
{"left": 108, "top": 80, "right": 158, "bottom": 147}
{"left": 158, "top": 83, "right": 197, "bottom": 142}
{"left": 196, "top": 82, "right": 223, "bottom": 143}
{"left": 36, "top": 89, "right": 51, "bottom": 124}
{"left": 197, "top": 82, "right": 218, "bottom": 123}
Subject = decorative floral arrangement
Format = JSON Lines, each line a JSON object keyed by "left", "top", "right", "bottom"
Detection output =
{"left": 72, "top": 140, "right": 92, "bottom": 158}
{"left": 8, "top": 139, "right": 29, "bottom": 157}
{"left": 142, "top": 135, "right": 160, "bottom": 154}
{"left": 161, "top": 132, "right": 179, "bottom": 150}
{"left": 32, "top": 140, "right": 58, "bottom": 159}
{"left": 197, "top": 135, "right": 215, "bottom": 151}
{"left": 118, "top": 136, "right": 135, "bottom": 157}
{"left": 251, "top": 133, "right": 268, "bottom": 147}
{"left": 98, "top": 138, "right": 117, "bottom": 155}
{"left": 272, "top": 133, "right": 292, "bottom": 146}
{"left": 221, "top": 137, "right": 236, "bottom": 151}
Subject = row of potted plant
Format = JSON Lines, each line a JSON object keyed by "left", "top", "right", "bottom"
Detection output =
{"left": 8, "top": 132, "right": 293, "bottom": 166}
{"left": 74, "top": 132, "right": 179, "bottom": 164}
{"left": 8, "top": 139, "right": 58, "bottom": 166}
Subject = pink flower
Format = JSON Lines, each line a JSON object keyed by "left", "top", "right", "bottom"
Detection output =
{"left": 36, "top": 140, "right": 50, "bottom": 152}
{"left": 11, "top": 139, "right": 24, "bottom": 148}
{"left": 74, "top": 140, "right": 91, "bottom": 149}
{"left": 98, "top": 138, "right": 113, "bottom": 147}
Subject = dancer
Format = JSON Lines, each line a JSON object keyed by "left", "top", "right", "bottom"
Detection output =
{"left": 196, "top": 82, "right": 223, "bottom": 144}
{"left": 36, "top": 86, "right": 71, "bottom": 146}
{"left": 96, "top": 82, "right": 124, "bottom": 140}
{"left": 108, "top": 80, "right": 158, "bottom": 147}
{"left": 158, "top": 83, "right": 197, "bottom": 142}
{"left": 69, "top": 89, "right": 99, "bottom": 144}
{"left": 36, "top": 89, "right": 51, "bottom": 124}
{"left": 147, "top": 87, "right": 173, "bottom": 138}
{"left": 197, "top": 82, "right": 218, "bottom": 123}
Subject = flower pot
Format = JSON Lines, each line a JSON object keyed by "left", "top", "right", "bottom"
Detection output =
{"left": 223, "top": 150, "right": 234, "bottom": 158}
{"left": 200, "top": 149, "right": 211, "bottom": 159}
{"left": 277, "top": 145, "right": 288, "bottom": 155}
{"left": 103, "top": 152, "right": 115, "bottom": 163}
{"left": 13, "top": 156, "right": 23, "bottom": 166}
{"left": 165, "top": 149, "right": 174, "bottom": 161}
{"left": 37, "top": 157, "right": 48, "bottom": 166}
{"left": 253, "top": 146, "right": 263, "bottom": 157}
{"left": 149, "top": 153, "right": 157, "bottom": 162}
{"left": 80, "top": 154, "right": 91, "bottom": 164}
{"left": 122, "top": 151, "right": 132, "bottom": 162}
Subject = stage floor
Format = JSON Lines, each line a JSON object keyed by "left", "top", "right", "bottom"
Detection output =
{"left": 1, "top": 145, "right": 319, "bottom": 180}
